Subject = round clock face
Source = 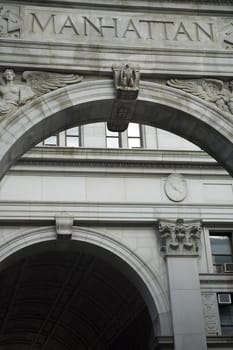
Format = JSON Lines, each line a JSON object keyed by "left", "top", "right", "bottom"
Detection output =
{"left": 165, "top": 173, "right": 187, "bottom": 202}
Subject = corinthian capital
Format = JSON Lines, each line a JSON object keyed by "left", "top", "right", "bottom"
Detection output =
{"left": 158, "top": 218, "right": 202, "bottom": 256}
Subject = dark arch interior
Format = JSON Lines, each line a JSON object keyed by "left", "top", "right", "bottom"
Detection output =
{"left": 0, "top": 246, "right": 153, "bottom": 350}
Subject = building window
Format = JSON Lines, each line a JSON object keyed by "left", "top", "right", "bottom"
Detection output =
{"left": 106, "top": 126, "right": 121, "bottom": 148}
{"left": 210, "top": 232, "right": 233, "bottom": 273}
{"left": 218, "top": 293, "right": 233, "bottom": 335}
{"left": 127, "top": 123, "right": 142, "bottom": 148}
{"left": 43, "top": 134, "right": 59, "bottom": 146}
{"left": 65, "top": 127, "right": 80, "bottom": 147}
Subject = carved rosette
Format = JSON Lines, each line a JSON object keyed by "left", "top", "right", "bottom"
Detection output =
{"left": 158, "top": 218, "right": 201, "bottom": 256}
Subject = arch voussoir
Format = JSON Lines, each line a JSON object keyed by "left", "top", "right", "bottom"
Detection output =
{"left": 0, "top": 79, "right": 233, "bottom": 179}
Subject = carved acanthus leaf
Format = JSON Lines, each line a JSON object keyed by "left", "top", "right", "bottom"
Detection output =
{"left": 158, "top": 218, "right": 201, "bottom": 256}
{"left": 167, "top": 78, "right": 233, "bottom": 115}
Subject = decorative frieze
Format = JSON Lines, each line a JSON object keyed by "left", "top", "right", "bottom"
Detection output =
{"left": 2, "top": 4, "right": 231, "bottom": 51}
{"left": 158, "top": 218, "right": 201, "bottom": 256}
{"left": 0, "top": 69, "right": 83, "bottom": 117}
{"left": 167, "top": 78, "right": 233, "bottom": 116}
{"left": 202, "top": 293, "right": 221, "bottom": 336}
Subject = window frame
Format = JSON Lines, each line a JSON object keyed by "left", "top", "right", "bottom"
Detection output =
{"left": 42, "top": 133, "right": 60, "bottom": 146}
{"left": 105, "top": 125, "right": 122, "bottom": 149}
{"left": 65, "top": 126, "right": 81, "bottom": 147}
{"left": 208, "top": 229, "right": 233, "bottom": 273}
{"left": 127, "top": 123, "right": 143, "bottom": 149}
{"left": 218, "top": 293, "right": 233, "bottom": 335}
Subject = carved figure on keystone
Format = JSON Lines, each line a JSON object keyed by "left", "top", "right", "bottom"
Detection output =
{"left": 120, "top": 64, "right": 136, "bottom": 89}
{"left": 112, "top": 63, "right": 140, "bottom": 100}
{"left": 0, "top": 69, "right": 83, "bottom": 117}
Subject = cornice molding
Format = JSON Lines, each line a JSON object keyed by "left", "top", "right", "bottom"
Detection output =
{"left": 0, "top": 202, "right": 232, "bottom": 224}
{"left": 2, "top": 0, "right": 233, "bottom": 10}
{"left": 12, "top": 148, "right": 226, "bottom": 175}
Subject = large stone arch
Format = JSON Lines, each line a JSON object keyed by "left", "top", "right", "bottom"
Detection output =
{"left": 0, "top": 79, "right": 233, "bottom": 179}
{"left": 0, "top": 225, "right": 171, "bottom": 338}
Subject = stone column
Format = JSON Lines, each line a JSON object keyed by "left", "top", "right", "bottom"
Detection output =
{"left": 158, "top": 219, "right": 207, "bottom": 350}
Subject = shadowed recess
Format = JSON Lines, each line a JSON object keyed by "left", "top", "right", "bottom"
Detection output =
{"left": 0, "top": 249, "right": 153, "bottom": 350}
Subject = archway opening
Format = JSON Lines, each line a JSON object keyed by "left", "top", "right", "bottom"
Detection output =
{"left": 1, "top": 80, "right": 233, "bottom": 179}
{"left": 0, "top": 240, "right": 155, "bottom": 350}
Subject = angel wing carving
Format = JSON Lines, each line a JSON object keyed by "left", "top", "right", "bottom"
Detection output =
{"left": 22, "top": 71, "right": 83, "bottom": 97}
{"left": 167, "top": 78, "right": 233, "bottom": 114}
{"left": 167, "top": 78, "right": 224, "bottom": 102}
{"left": 0, "top": 69, "right": 83, "bottom": 117}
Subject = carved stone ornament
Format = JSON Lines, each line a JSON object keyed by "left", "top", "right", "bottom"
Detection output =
{"left": 164, "top": 173, "right": 187, "bottom": 202}
{"left": 55, "top": 215, "right": 74, "bottom": 240}
{"left": 107, "top": 99, "right": 137, "bottom": 132}
{"left": 108, "top": 63, "right": 140, "bottom": 132}
{"left": 0, "top": 69, "right": 83, "bottom": 117}
{"left": 167, "top": 78, "right": 233, "bottom": 116}
{"left": 158, "top": 218, "right": 201, "bottom": 256}
{"left": 222, "top": 22, "right": 233, "bottom": 49}
{"left": 202, "top": 293, "right": 221, "bottom": 336}
{"left": 0, "top": 5, "right": 22, "bottom": 38}
{"left": 112, "top": 63, "right": 140, "bottom": 100}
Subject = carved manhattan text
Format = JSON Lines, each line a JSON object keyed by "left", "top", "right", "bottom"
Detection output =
{"left": 29, "top": 13, "right": 215, "bottom": 43}
{"left": 167, "top": 78, "right": 233, "bottom": 116}
{"left": 0, "top": 69, "right": 83, "bottom": 116}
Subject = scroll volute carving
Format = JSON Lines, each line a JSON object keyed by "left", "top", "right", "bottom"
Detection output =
{"left": 158, "top": 218, "right": 202, "bottom": 256}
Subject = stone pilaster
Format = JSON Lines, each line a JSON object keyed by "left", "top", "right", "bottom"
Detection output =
{"left": 158, "top": 219, "right": 207, "bottom": 350}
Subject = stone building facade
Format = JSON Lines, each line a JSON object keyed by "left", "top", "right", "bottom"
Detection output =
{"left": 0, "top": 1, "right": 233, "bottom": 349}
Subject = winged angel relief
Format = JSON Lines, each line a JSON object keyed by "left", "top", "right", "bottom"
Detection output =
{"left": 167, "top": 78, "right": 233, "bottom": 116}
{"left": 0, "top": 69, "right": 83, "bottom": 116}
